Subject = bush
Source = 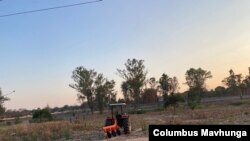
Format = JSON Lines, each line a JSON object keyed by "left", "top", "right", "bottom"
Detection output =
{"left": 187, "top": 89, "right": 201, "bottom": 110}
{"left": 164, "top": 93, "right": 185, "bottom": 108}
{"left": 32, "top": 108, "right": 53, "bottom": 122}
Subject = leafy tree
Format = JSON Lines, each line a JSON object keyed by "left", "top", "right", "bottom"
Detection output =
{"left": 242, "top": 67, "right": 250, "bottom": 87}
{"left": 104, "top": 80, "right": 117, "bottom": 104}
{"left": 185, "top": 68, "right": 212, "bottom": 90}
{"left": 148, "top": 77, "right": 158, "bottom": 89}
{"left": 95, "top": 74, "right": 106, "bottom": 114}
{"left": 186, "top": 89, "right": 200, "bottom": 110}
{"left": 142, "top": 88, "right": 158, "bottom": 104}
{"left": 214, "top": 86, "right": 226, "bottom": 95}
{"left": 185, "top": 68, "right": 212, "bottom": 109}
{"left": 222, "top": 69, "right": 239, "bottom": 88}
{"left": 117, "top": 59, "right": 147, "bottom": 108}
{"left": 70, "top": 67, "right": 97, "bottom": 114}
{"left": 0, "top": 88, "right": 9, "bottom": 115}
{"left": 32, "top": 108, "right": 53, "bottom": 122}
{"left": 164, "top": 93, "right": 185, "bottom": 114}
{"left": 168, "top": 77, "right": 179, "bottom": 95}
{"left": 95, "top": 75, "right": 116, "bottom": 114}
{"left": 222, "top": 69, "right": 244, "bottom": 99}
{"left": 159, "top": 73, "right": 171, "bottom": 99}
{"left": 70, "top": 66, "right": 116, "bottom": 114}
{"left": 121, "top": 81, "right": 131, "bottom": 104}
{"left": 159, "top": 74, "right": 180, "bottom": 98}
{"left": 159, "top": 74, "right": 181, "bottom": 110}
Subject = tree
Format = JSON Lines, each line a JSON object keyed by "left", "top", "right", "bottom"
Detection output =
{"left": 185, "top": 68, "right": 212, "bottom": 109}
{"left": 242, "top": 67, "right": 250, "bottom": 88}
{"left": 141, "top": 77, "right": 159, "bottom": 104}
{"left": 70, "top": 66, "right": 116, "bottom": 114}
{"left": 168, "top": 77, "right": 179, "bottom": 95}
{"left": 142, "top": 88, "right": 158, "bottom": 104}
{"left": 159, "top": 74, "right": 180, "bottom": 98}
{"left": 159, "top": 74, "right": 181, "bottom": 110}
{"left": 214, "top": 86, "right": 226, "bottom": 95}
{"left": 121, "top": 81, "right": 131, "bottom": 104}
{"left": 104, "top": 80, "right": 117, "bottom": 104}
{"left": 222, "top": 69, "right": 238, "bottom": 88}
{"left": 164, "top": 93, "right": 184, "bottom": 114}
{"left": 222, "top": 69, "right": 244, "bottom": 99}
{"left": 159, "top": 73, "right": 171, "bottom": 99}
{"left": 95, "top": 74, "right": 106, "bottom": 114}
{"left": 117, "top": 59, "right": 147, "bottom": 108}
{"left": 148, "top": 77, "right": 158, "bottom": 89}
{"left": 70, "top": 67, "right": 97, "bottom": 114}
{"left": 0, "top": 88, "right": 10, "bottom": 115}
{"left": 95, "top": 75, "right": 116, "bottom": 114}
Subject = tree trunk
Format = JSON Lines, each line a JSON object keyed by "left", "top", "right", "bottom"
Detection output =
{"left": 240, "top": 88, "right": 243, "bottom": 100}
{"left": 87, "top": 96, "right": 94, "bottom": 115}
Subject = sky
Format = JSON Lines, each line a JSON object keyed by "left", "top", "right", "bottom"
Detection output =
{"left": 1, "top": 0, "right": 250, "bottom": 110}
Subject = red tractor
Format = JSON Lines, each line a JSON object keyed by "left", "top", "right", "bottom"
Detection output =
{"left": 102, "top": 103, "right": 131, "bottom": 138}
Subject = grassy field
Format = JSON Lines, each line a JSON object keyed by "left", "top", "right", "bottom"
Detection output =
{"left": 1, "top": 99, "right": 250, "bottom": 141}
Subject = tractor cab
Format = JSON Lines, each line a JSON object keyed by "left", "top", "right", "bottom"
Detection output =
{"left": 102, "top": 103, "right": 131, "bottom": 138}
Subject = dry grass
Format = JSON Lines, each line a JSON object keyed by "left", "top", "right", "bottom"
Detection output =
{"left": 1, "top": 99, "right": 250, "bottom": 140}
{"left": 0, "top": 115, "right": 106, "bottom": 141}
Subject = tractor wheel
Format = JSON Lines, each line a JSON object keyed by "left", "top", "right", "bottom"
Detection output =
{"left": 116, "top": 128, "right": 121, "bottom": 136}
{"left": 107, "top": 132, "right": 112, "bottom": 138}
{"left": 112, "top": 130, "right": 117, "bottom": 137}
{"left": 123, "top": 118, "right": 130, "bottom": 134}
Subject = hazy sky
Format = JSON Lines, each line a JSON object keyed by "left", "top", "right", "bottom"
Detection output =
{"left": 1, "top": 0, "right": 250, "bottom": 110}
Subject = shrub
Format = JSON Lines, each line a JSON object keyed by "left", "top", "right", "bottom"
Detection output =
{"left": 32, "top": 108, "right": 53, "bottom": 122}
{"left": 187, "top": 89, "right": 201, "bottom": 110}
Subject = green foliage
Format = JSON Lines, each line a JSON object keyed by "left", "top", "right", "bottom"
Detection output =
{"left": 117, "top": 58, "right": 147, "bottom": 106}
{"left": 32, "top": 108, "right": 53, "bottom": 122}
{"left": 0, "top": 88, "right": 10, "bottom": 115}
{"left": 185, "top": 68, "right": 212, "bottom": 90}
{"left": 159, "top": 74, "right": 170, "bottom": 97}
{"left": 242, "top": 68, "right": 250, "bottom": 87}
{"left": 222, "top": 69, "right": 241, "bottom": 89}
{"left": 164, "top": 93, "right": 185, "bottom": 108}
{"left": 70, "top": 66, "right": 116, "bottom": 114}
{"left": 187, "top": 89, "right": 201, "bottom": 110}
{"left": 222, "top": 69, "right": 245, "bottom": 99}
{"left": 159, "top": 74, "right": 180, "bottom": 96}
{"left": 185, "top": 68, "right": 212, "bottom": 109}
{"left": 69, "top": 67, "right": 97, "bottom": 114}
{"left": 214, "top": 86, "right": 226, "bottom": 95}
{"left": 142, "top": 88, "right": 158, "bottom": 104}
{"left": 159, "top": 74, "right": 181, "bottom": 113}
{"left": 95, "top": 74, "right": 116, "bottom": 114}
